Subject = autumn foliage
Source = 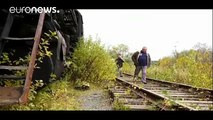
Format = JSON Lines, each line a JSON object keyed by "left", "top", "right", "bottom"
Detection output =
{"left": 147, "top": 43, "right": 212, "bottom": 89}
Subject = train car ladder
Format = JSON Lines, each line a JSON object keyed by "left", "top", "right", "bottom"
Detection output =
{"left": 0, "top": 12, "right": 45, "bottom": 106}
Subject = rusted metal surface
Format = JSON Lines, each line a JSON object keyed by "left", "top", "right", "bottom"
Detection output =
{"left": 0, "top": 87, "right": 23, "bottom": 106}
{"left": 18, "top": 12, "right": 45, "bottom": 104}
{"left": 116, "top": 74, "right": 213, "bottom": 111}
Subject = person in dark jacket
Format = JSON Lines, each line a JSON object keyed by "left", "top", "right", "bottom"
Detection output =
{"left": 132, "top": 46, "right": 151, "bottom": 83}
{"left": 131, "top": 51, "right": 140, "bottom": 79}
{"left": 115, "top": 53, "right": 124, "bottom": 77}
{"left": 131, "top": 51, "right": 140, "bottom": 67}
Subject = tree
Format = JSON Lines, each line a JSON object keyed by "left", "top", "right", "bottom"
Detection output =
{"left": 193, "top": 42, "right": 212, "bottom": 63}
{"left": 108, "top": 44, "right": 129, "bottom": 59}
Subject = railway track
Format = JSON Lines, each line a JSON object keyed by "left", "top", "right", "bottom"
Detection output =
{"left": 112, "top": 73, "right": 213, "bottom": 111}
{"left": 109, "top": 81, "right": 155, "bottom": 110}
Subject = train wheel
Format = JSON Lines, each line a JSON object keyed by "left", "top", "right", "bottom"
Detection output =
{"left": 49, "top": 42, "right": 65, "bottom": 80}
{"left": 32, "top": 56, "right": 54, "bottom": 84}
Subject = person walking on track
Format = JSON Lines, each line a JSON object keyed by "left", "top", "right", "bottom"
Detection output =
{"left": 115, "top": 53, "right": 124, "bottom": 77}
{"left": 132, "top": 46, "right": 151, "bottom": 84}
{"left": 131, "top": 50, "right": 140, "bottom": 78}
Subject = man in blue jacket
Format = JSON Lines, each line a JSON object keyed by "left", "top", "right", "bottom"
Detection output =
{"left": 133, "top": 46, "right": 151, "bottom": 84}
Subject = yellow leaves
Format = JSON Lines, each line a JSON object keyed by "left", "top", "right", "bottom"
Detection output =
{"left": 70, "top": 38, "right": 117, "bottom": 83}
{"left": 40, "top": 38, "right": 50, "bottom": 46}
{"left": 37, "top": 31, "right": 55, "bottom": 61}
{"left": 44, "top": 32, "right": 50, "bottom": 37}
{"left": 122, "top": 62, "right": 134, "bottom": 73}
{"left": 164, "top": 100, "right": 172, "bottom": 107}
{"left": 0, "top": 52, "right": 12, "bottom": 65}
{"left": 147, "top": 48, "right": 212, "bottom": 89}
{"left": 45, "top": 49, "right": 53, "bottom": 57}
{"left": 159, "top": 57, "right": 174, "bottom": 68}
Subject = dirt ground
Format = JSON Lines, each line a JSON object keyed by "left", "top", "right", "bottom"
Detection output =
{"left": 77, "top": 85, "right": 112, "bottom": 110}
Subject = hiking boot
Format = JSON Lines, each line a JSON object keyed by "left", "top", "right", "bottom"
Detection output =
{"left": 142, "top": 80, "right": 147, "bottom": 84}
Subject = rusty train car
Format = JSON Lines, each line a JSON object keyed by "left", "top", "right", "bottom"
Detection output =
{"left": 0, "top": 9, "right": 83, "bottom": 105}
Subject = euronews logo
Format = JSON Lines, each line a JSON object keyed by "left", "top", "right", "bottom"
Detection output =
{"left": 9, "top": 7, "right": 60, "bottom": 14}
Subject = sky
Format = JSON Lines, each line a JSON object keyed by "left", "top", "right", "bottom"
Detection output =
{"left": 78, "top": 9, "right": 212, "bottom": 61}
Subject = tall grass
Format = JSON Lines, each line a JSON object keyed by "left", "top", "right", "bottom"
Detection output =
{"left": 147, "top": 48, "right": 212, "bottom": 89}
{"left": 121, "top": 45, "right": 212, "bottom": 89}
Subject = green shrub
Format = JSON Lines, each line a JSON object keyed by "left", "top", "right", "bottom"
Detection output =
{"left": 70, "top": 37, "right": 117, "bottom": 85}
{"left": 122, "top": 62, "right": 135, "bottom": 74}
{"left": 0, "top": 73, "right": 80, "bottom": 110}
{"left": 147, "top": 45, "right": 212, "bottom": 89}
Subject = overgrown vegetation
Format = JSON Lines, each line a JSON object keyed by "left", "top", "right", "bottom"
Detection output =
{"left": 117, "top": 43, "right": 212, "bottom": 89}
{"left": 122, "top": 62, "right": 135, "bottom": 74}
{"left": 0, "top": 30, "right": 56, "bottom": 81}
{"left": 69, "top": 36, "right": 117, "bottom": 86}
{"left": 147, "top": 43, "right": 212, "bottom": 89}
{"left": 0, "top": 74, "right": 80, "bottom": 110}
{"left": 112, "top": 99, "right": 130, "bottom": 110}
{"left": 0, "top": 36, "right": 116, "bottom": 110}
{"left": 0, "top": 30, "right": 81, "bottom": 110}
